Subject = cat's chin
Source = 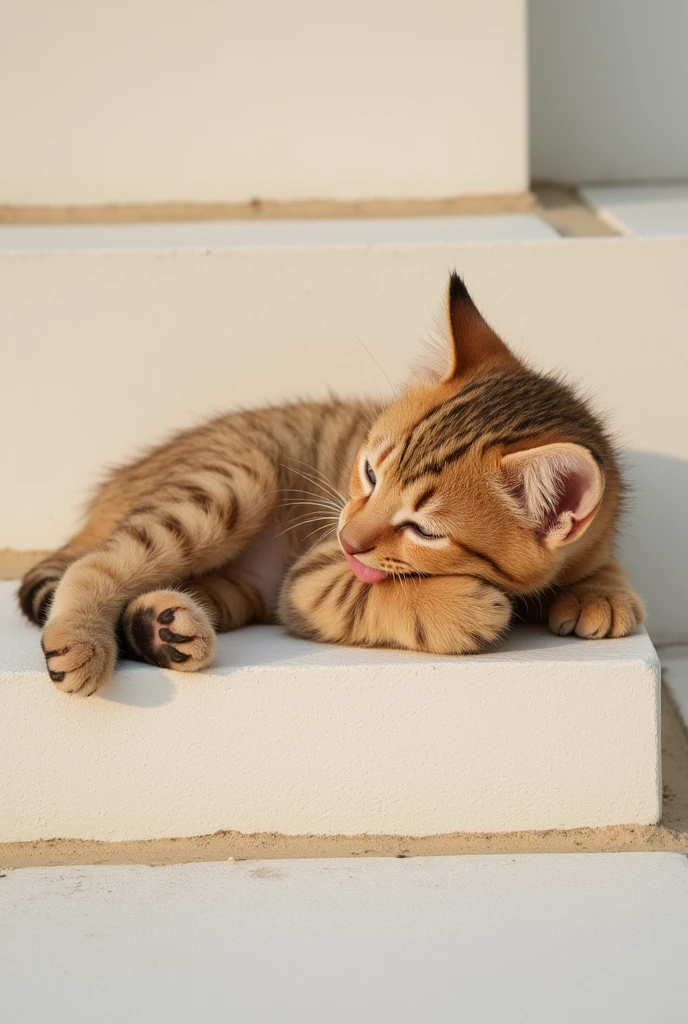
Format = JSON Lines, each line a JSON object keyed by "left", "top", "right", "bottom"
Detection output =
{"left": 344, "top": 553, "right": 388, "bottom": 584}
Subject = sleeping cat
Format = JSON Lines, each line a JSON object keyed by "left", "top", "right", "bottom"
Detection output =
{"left": 19, "top": 273, "right": 644, "bottom": 696}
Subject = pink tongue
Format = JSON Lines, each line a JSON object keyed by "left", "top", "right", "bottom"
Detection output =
{"left": 345, "top": 552, "right": 388, "bottom": 584}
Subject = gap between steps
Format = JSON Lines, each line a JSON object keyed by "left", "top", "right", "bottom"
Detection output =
{"left": 0, "top": 186, "right": 617, "bottom": 238}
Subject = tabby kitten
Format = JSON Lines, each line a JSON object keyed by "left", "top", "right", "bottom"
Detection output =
{"left": 20, "top": 273, "right": 644, "bottom": 696}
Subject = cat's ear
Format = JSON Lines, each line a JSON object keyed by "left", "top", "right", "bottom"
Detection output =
{"left": 443, "top": 272, "right": 519, "bottom": 382}
{"left": 500, "top": 442, "right": 605, "bottom": 549}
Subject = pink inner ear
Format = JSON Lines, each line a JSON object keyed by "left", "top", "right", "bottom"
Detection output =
{"left": 542, "top": 468, "right": 597, "bottom": 542}
{"left": 561, "top": 466, "right": 598, "bottom": 518}
{"left": 502, "top": 443, "right": 604, "bottom": 547}
{"left": 546, "top": 456, "right": 603, "bottom": 544}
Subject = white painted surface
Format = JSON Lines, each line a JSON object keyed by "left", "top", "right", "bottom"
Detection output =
{"left": 2, "top": 855, "right": 688, "bottom": 1023}
{"left": 615, "top": 450, "right": 688, "bottom": 648}
{"left": 662, "top": 645, "right": 688, "bottom": 730}
{"left": 580, "top": 184, "right": 688, "bottom": 237}
{"left": 0, "top": 583, "right": 661, "bottom": 841}
{"left": 530, "top": 0, "right": 688, "bottom": 182}
{"left": 0, "top": 214, "right": 557, "bottom": 251}
{"left": 1, "top": 238, "right": 687, "bottom": 642}
{"left": 0, "top": 0, "right": 527, "bottom": 204}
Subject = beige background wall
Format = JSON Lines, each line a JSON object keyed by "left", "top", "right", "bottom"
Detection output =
{"left": 0, "top": 0, "right": 527, "bottom": 204}
{"left": 5, "top": 1, "right": 686, "bottom": 203}
{"left": 530, "top": 0, "right": 688, "bottom": 183}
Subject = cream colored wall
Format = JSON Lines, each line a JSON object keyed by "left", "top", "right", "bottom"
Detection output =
{"left": 530, "top": 0, "right": 688, "bottom": 182}
{"left": 1, "top": 237, "right": 687, "bottom": 640}
{"left": 0, "top": 0, "right": 527, "bottom": 204}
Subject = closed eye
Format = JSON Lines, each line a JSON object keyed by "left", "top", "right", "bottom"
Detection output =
{"left": 402, "top": 521, "right": 442, "bottom": 539}
{"left": 365, "top": 461, "right": 377, "bottom": 487}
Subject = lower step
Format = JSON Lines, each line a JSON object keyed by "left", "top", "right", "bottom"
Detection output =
{"left": 0, "top": 582, "right": 661, "bottom": 842}
{"left": 3, "top": 855, "right": 686, "bottom": 1023}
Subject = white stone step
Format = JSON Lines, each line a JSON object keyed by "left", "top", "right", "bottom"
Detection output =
{"left": 0, "top": 582, "right": 661, "bottom": 842}
{"left": 2, "top": 853, "right": 686, "bottom": 1023}
{"left": 580, "top": 183, "right": 688, "bottom": 237}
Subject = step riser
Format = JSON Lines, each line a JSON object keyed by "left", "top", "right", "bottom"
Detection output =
{"left": 0, "top": 588, "right": 661, "bottom": 843}
{"left": 0, "top": 1, "right": 526, "bottom": 204}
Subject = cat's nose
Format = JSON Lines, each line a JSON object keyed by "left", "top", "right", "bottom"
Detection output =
{"left": 338, "top": 527, "right": 373, "bottom": 557}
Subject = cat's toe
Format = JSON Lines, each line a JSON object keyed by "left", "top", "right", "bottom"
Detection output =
{"left": 606, "top": 592, "right": 645, "bottom": 637}
{"left": 41, "top": 617, "right": 117, "bottom": 695}
{"left": 549, "top": 590, "right": 644, "bottom": 640}
{"left": 548, "top": 593, "right": 580, "bottom": 636}
{"left": 155, "top": 603, "right": 216, "bottom": 670}
{"left": 126, "top": 592, "right": 216, "bottom": 672}
{"left": 574, "top": 596, "right": 612, "bottom": 638}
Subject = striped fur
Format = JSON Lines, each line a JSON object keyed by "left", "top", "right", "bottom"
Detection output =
{"left": 20, "top": 273, "right": 644, "bottom": 694}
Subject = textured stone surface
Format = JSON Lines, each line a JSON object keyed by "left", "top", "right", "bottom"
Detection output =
{"left": 0, "top": 582, "right": 661, "bottom": 842}
{"left": 2, "top": 854, "right": 687, "bottom": 1023}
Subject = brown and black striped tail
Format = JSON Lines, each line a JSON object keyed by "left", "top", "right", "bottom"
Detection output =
{"left": 18, "top": 555, "right": 74, "bottom": 626}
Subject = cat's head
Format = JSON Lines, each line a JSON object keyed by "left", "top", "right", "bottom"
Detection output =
{"left": 338, "top": 273, "right": 612, "bottom": 593}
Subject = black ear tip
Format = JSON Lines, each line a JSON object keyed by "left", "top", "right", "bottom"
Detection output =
{"left": 448, "top": 271, "right": 472, "bottom": 305}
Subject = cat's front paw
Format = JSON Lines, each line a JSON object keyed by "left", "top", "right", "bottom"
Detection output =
{"left": 122, "top": 591, "right": 216, "bottom": 672}
{"left": 457, "top": 578, "right": 513, "bottom": 651}
{"left": 41, "top": 616, "right": 117, "bottom": 695}
{"left": 548, "top": 589, "right": 645, "bottom": 639}
{"left": 421, "top": 576, "right": 512, "bottom": 654}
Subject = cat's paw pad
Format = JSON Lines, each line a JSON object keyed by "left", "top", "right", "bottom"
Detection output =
{"left": 41, "top": 617, "right": 117, "bottom": 696}
{"left": 125, "top": 591, "right": 216, "bottom": 672}
{"left": 548, "top": 590, "right": 644, "bottom": 639}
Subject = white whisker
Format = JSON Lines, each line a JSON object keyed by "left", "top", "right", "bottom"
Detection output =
{"left": 281, "top": 459, "right": 347, "bottom": 506}
{"left": 303, "top": 522, "right": 338, "bottom": 547}
{"left": 346, "top": 329, "right": 398, "bottom": 402}
{"left": 276, "top": 514, "right": 340, "bottom": 537}
{"left": 278, "top": 499, "right": 342, "bottom": 513}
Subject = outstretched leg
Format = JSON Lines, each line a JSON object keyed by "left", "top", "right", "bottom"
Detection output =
{"left": 19, "top": 474, "right": 150, "bottom": 626}
{"left": 548, "top": 558, "right": 645, "bottom": 639}
{"left": 42, "top": 459, "right": 276, "bottom": 695}
{"left": 279, "top": 540, "right": 512, "bottom": 654}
